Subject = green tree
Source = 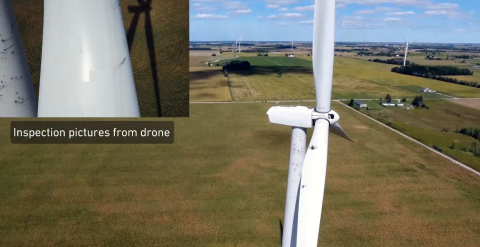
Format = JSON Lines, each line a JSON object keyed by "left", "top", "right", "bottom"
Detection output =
{"left": 285, "top": 53, "right": 288, "bottom": 57}
{"left": 385, "top": 94, "right": 392, "bottom": 103}
{"left": 348, "top": 99, "right": 354, "bottom": 106}
{"left": 449, "top": 143, "right": 456, "bottom": 149}
{"left": 401, "top": 98, "right": 407, "bottom": 103}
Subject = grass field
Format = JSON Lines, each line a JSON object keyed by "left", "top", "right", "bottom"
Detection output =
{"left": 2, "top": 103, "right": 480, "bottom": 246}
{"left": 357, "top": 100, "right": 480, "bottom": 171}
{"left": 190, "top": 67, "right": 232, "bottom": 102}
{"left": 224, "top": 56, "right": 480, "bottom": 101}
{"left": 12, "top": 0, "right": 189, "bottom": 117}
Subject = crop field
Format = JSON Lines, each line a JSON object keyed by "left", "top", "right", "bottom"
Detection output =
{"left": 2, "top": 103, "right": 480, "bottom": 246}
{"left": 226, "top": 57, "right": 480, "bottom": 101}
{"left": 12, "top": 0, "right": 189, "bottom": 117}
{"left": 190, "top": 67, "right": 232, "bottom": 102}
{"left": 357, "top": 100, "right": 480, "bottom": 171}
{"left": 448, "top": 98, "right": 480, "bottom": 110}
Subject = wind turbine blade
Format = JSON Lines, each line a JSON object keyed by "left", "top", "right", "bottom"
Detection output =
{"left": 297, "top": 119, "right": 330, "bottom": 246}
{"left": 403, "top": 37, "right": 407, "bottom": 43}
{"left": 0, "top": 0, "right": 38, "bottom": 117}
{"left": 312, "top": 0, "right": 336, "bottom": 113}
{"left": 329, "top": 122, "right": 353, "bottom": 142}
{"left": 38, "top": 0, "right": 140, "bottom": 117}
{"left": 412, "top": 39, "right": 419, "bottom": 44}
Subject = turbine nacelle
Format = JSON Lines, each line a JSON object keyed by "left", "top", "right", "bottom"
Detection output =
{"left": 266, "top": 105, "right": 352, "bottom": 142}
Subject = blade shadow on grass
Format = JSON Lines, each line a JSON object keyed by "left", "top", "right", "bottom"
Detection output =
{"left": 127, "top": 0, "right": 162, "bottom": 117}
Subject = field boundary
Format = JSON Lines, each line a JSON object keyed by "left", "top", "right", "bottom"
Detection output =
{"left": 336, "top": 101, "right": 480, "bottom": 177}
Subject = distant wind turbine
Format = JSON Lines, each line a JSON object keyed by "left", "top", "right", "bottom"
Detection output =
{"left": 402, "top": 37, "right": 419, "bottom": 66}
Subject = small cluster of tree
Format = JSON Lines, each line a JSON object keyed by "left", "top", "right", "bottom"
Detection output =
{"left": 458, "top": 127, "right": 480, "bottom": 141}
{"left": 256, "top": 53, "right": 269, "bottom": 56}
{"left": 211, "top": 53, "right": 217, "bottom": 56}
{"left": 348, "top": 99, "right": 354, "bottom": 106}
{"left": 458, "top": 142, "right": 480, "bottom": 157}
{"left": 189, "top": 47, "right": 212, "bottom": 50}
{"left": 385, "top": 94, "right": 392, "bottom": 103}
{"left": 369, "top": 58, "right": 409, "bottom": 65}
{"left": 357, "top": 51, "right": 373, "bottom": 56}
{"left": 411, "top": 95, "right": 428, "bottom": 108}
{"left": 222, "top": 60, "right": 251, "bottom": 71}
{"left": 433, "top": 145, "right": 443, "bottom": 153}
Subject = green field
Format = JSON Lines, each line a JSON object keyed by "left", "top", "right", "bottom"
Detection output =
{"left": 355, "top": 100, "right": 480, "bottom": 171}
{"left": 13, "top": 0, "right": 189, "bottom": 117}
{"left": 2, "top": 103, "right": 480, "bottom": 246}
{"left": 223, "top": 56, "right": 480, "bottom": 101}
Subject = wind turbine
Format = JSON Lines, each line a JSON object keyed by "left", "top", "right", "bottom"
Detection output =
{"left": 37, "top": 0, "right": 140, "bottom": 117}
{"left": 239, "top": 36, "right": 242, "bottom": 53}
{"left": 402, "top": 37, "right": 419, "bottom": 66}
{"left": 267, "top": 0, "right": 352, "bottom": 246}
{"left": 0, "top": 0, "right": 38, "bottom": 117}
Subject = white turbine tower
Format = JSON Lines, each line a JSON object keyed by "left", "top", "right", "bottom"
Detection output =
{"left": 37, "top": 0, "right": 140, "bottom": 117}
{"left": 402, "top": 38, "right": 419, "bottom": 66}
{"left": 267, "top": 0, "right": 352, "bottom": 246}
{"left": 0, "top": 0, "right": 38, "bottom": 117}
{"left": 239, "top": 36, "right": 242, "bottom": 53}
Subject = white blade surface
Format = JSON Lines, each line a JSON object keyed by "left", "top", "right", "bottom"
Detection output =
{"left": 38, "top": 0, "right": 140, "bottom": 117}
{"left": 312, "top": 0, "right": 336, "bottom": 113}
{"left": 297, "top": 119, "right": 330, "bottom": 246}
{"left": 329, "top": 122, "right": 353, "bottom": 142}
{"left": 0, "top": 0, "right": 38, "bottom": 117}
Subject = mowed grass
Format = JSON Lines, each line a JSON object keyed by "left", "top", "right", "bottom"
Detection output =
{"left": 360, "top": 100, "right": 480, "bottom": 171}
{"left": 1, "top": 103, "right": 480, "bottom": 246}
{"left": 12, "top": 0, "right": 189, "bottom": 117}
{"left": 190, "top": 67, "right": 232, "bottom": 101}
{"left": 235, "top": 56, "right": 313, "bottom": 67}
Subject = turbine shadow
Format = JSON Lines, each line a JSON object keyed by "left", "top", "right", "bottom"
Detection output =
{"left": 126, "top": 0, "right": 162, "bottom": 117}
{"left": 279, "top": 219, "right": 283, "bottom": 245}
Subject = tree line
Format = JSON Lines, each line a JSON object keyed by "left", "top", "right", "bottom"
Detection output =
{"left": 391, "top": 64, "right": 473, "bottom": 76}
{"left": 458, "top": 127, "right": 480, "bottom": 141}
{"left": 190, "top": 48, "right": 212, "bottom": 50}
{"left": 369, "top": 58, "right": 409, "bottom": 65}
{"left": 222, "top": 60, "right": 251, "bottom": 71}
{"left": 391, "top": 65, "right": 480, "bottom": 88}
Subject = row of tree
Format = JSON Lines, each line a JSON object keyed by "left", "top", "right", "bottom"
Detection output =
{"left": 190, "top": 47, "right": 212, "bottom": 50}
{"left": 458, "top": 127, "right": 480, "bottom": 141}
{"left": 369, "top": 58, "right": 409, "bottom": 65}
{"left": 391, "top": 64, "right": 473, "bottom": 76}
{"left": 256, "top": 53, "right": 269, "bottom": 56}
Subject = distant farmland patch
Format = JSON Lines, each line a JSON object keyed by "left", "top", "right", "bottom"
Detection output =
{"left": 190, "top": 67, "right": 232, "bottom": 102}
{"left": 448, "top": 98, "right": 480, "bottom": 110}
{"left": 236, "top": 56, "right": 312, "bottom": 67}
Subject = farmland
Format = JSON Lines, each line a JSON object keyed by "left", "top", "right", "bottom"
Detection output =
{"left": 2, "top": 102, "right": 480, "bottom": 246}
{"left": 222, "top": 56, "right": 480, "bottom": 101}
{"left": 190, "top": 67, "right": 232, "bottom": 102}
{"left": 12, "top": 0, "right": 189, "bottom": 117}
{"left": 351, "top": 100, "right": 480, "bottom": 171}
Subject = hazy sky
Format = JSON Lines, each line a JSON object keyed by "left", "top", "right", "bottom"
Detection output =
{"left": 189, "top": 0, "right": 479, "bottom": 43}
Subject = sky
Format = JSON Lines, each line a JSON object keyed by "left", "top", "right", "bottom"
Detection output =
{"left": 189, "top": 0, "right": 480, "bottom": 43}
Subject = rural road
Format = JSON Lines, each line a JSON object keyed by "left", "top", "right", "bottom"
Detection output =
{"left": 189, "top": 99, "right": 480, "bottom": 177}
{"left": 336, "top": 101, "right": 480, "bottom": 177}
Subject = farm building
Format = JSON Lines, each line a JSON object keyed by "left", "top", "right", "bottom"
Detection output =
{"left": 420, "top": 87, "right": 436, "bottom": 93}
{"left": 381, "top": 102, "right": 404, "bottom": 107}
{"left": 288, "top": 54, "right": 295, "bottom": 58}
{"left": 355, "top": 101, "right": 367, "bottom": 108}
